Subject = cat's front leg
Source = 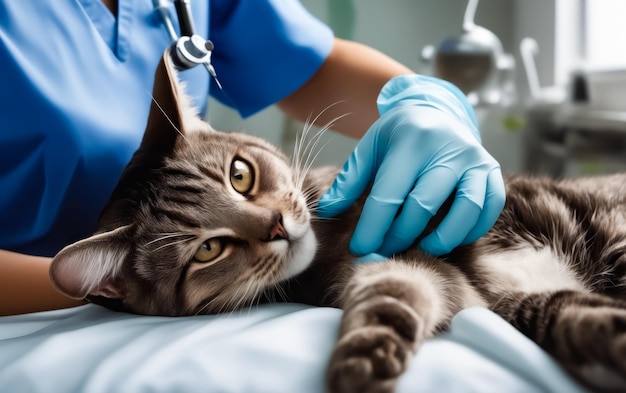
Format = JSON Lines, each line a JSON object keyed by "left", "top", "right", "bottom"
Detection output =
{"left": 326, "top": 256, "right": 483, "bottom": 393}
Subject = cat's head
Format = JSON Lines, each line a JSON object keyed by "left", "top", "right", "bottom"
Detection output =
{"left": 50, "top": 51, "right": 318, "bottom": 316}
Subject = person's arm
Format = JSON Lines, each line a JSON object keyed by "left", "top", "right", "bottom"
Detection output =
{"left": 281, "top": 37, "right": 505, "bottom": 258}
{"left": 278, "top": 37, "right": 413, "bottom": 139}
{"left": 0, "top": 250, "right": 84, "bottom": 316}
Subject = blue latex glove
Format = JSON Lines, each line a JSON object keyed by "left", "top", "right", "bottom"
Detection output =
{"left": 317, "top": 75, "right": 505, "bottom": 256}
{"left": 355, "top": 253, "right": 388, "bottom": 264}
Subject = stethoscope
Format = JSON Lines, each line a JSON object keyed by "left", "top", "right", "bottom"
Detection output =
{"left": 152, "top": 0, "right": 222, "bottom": 89}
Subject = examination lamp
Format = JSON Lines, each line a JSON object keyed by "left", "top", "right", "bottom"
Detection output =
{"left": 423, "top": 0, "right": 505, "bottom": 101}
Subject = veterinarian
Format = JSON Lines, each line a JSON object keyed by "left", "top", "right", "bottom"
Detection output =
{"left": 0, "top": 0, "right": 505, "bottom": 315}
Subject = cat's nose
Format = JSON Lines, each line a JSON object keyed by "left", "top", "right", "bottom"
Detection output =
{"left": 264, "top": 212, "right": 287, "bottom": 241}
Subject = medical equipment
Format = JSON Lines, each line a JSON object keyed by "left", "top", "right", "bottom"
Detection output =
{"left": 421, "top": 0, "right": 513, "bottom": 106}
{"left": 433, "top": 0, "right": 502, "bottom": 94}
{"left": 521, "top": 41, "right": 626, "bottom": 178}
{"left": 153, "top": 0, "right": 222, "bottom": 89}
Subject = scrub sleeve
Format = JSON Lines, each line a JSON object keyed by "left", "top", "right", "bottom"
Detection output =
{"left": 0, "top": 0, "right": 333, "bottom": 256}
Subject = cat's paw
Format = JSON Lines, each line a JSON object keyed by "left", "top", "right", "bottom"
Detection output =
{"left": 558, "top": 306, "right": 626, "bottom": 391}
{"left": 326, "top": 326, "right": 411, "bottom": 393}
{"left": 326, "top": 281, "right": 427, "bottom": 393}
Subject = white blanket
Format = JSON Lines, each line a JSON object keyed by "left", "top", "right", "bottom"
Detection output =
{"left": 0, "top": 305, "right": 588, "bottom": 393}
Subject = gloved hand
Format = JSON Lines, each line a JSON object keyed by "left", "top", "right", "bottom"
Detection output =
{"left": 317, "top": 75, "right": 505, "bottom": 256}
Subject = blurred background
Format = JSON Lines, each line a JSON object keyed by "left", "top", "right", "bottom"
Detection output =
{"left": 207, "top": 0, "right": 626, "bottom": 178}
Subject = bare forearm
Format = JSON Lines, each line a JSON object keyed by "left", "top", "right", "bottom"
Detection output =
{"left": 278, "top": 38, "right": 414, "bottom": 139}
{"left": 0, "top": 250, "right": 84, "bottom": 316}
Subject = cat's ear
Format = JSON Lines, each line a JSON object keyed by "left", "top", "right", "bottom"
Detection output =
{"left": 50, "top": 225, "right": 132, "bottom": 300}
{"left": 141, "top": 50, "right": 193, "bottom": 156}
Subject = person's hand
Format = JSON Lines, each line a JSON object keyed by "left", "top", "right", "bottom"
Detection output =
{"left": 317, "top": 75, "right": 505, "bottom": 256}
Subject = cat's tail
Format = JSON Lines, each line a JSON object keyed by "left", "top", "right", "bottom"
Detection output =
{"left": 492, "top": 290, "right": 626, "bottom": 392}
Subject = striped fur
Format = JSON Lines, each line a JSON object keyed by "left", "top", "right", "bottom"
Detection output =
{"left": 50, "top": 53, "right": 626, "bottom": 392}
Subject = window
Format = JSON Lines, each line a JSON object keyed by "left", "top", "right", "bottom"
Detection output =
{"left": 583, "top": 0, "right": 626, "bottom": 69}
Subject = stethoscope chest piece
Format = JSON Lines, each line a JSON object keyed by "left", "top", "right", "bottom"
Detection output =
{"left": 155, "top": 0, "right": 222, "bottom": 88}
{"left": 172, "top": 34, "right": 217, "bottom": 74}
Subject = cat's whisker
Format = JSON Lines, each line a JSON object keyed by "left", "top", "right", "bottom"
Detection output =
{"left": 303, "top": 132, "right": 333, "bottom": 174}
{"left": 219, "top": 286, "right": 242, "bottom": 315}
{"left": 295, "top": 113, "right": 314, "bottom": 155}
{"left": 307, "top": 100, "right": 347, "bottom": 132}
{"left": 194, "top": 301, "right": 211, "bottom": 316}
{"left": 253, "top": 288, "right": 267, "bottom": 310}
{"left": 309, "top": 194, "right": 350, "bottom": 207}
{"left": 301, "top": 112, "right": 350, "bottom": 172}
{"left": 291, "top": 103, "right": 350, "bottom": 190}
{"left": 239, "top": 257, "right": 289, "bottom": 312}
{"left": 148, "top": 92, "right": 187, "bottom": 140}
{"left": 194, "top": 293, "right": 222, "bottom": 316}
{"left": 305, "top": 195, "right": 352, "bottom": 214}
{"left": 296, "top": 122, "right": 328, "bottom": 182}
{"left": 220, "top": 276, "right": 262, "bottom": 315}
{"left": 293, "top": 113, "right": 352, "bottom": 196}
{"left": 309, "top": 216, "right": 342, "bottom": 223}
{"left": 151, "top": 237, "right": 194, "bottom": 252}
{"left": 273, "top": 282, "right": 289, "bottom": 304}
{"left": 268, "top": 288, "right": 278, "bottom": 304}
{"left": 247, "top": 283, "right": 266, "bottom": 314}
{"left": 248, "top": 284, "right": 265, "bottom": 313}
{"left": 144, "top": 232, "right": 194, "bottom": 246}
{"left": 301, "top": 187, "right": 322, "bottom": 204}
{"left": 215, "top": 294, "right": 233, "bottom": 315}
{"left": 234, "top": 279, "right": 257, "bottom": 313}
{"left": 291, "top": 110, "right": 321, "bottom": 185}
{"left": 294, "top": 100, "right": 345, "bottom": 166}
{"left": 292, "top": 117, "right": 316, "bottom": 189}
{"left": 298, "top": 127, "right": 331, "bottom": 190}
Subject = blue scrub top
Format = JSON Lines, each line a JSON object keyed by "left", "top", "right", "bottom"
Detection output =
{"left": 0, "top": 0, "right": 333, "bottom": 256}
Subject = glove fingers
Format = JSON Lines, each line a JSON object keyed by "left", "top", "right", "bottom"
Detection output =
{"left": 418, "top": 169, "right": 487, "bottom": 255}
{"left": 316, "top": 132, "right": 378, "bottom": 218}
{"left": 462, "top": 167, "right": 506, "bottom": 245}
{"left": 419, "top": 198, "right": 481, "bottom": 256}
{"left": 376, "top": 167, "right": 459, "bottom": 256}
{"left": 355, "top": 253, "right": 388, "bottom": 264}
{"left": 349, "top": 140, "right": 426, "bottom": 255}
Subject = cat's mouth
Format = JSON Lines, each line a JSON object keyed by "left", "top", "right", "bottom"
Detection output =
{"left": 275, "top": 215, "right": 317, "bottom": 280}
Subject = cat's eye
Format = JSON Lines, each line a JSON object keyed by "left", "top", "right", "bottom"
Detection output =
{"left": 194, "top": 239, "right": 223, "bottom": 262}
{"left": 230, "top": 159, "right": 254, "bottom": 195}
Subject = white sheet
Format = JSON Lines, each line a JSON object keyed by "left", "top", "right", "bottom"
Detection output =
{"left": 0, "top": 305, "right": 589, "bottom": 393}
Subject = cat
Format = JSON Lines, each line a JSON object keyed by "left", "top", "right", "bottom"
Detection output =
{"left": 50, "top": 51, "right": 626, "bottom": 393}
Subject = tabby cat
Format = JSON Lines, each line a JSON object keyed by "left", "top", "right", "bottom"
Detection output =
{"left": 50, "top": 52, "right": 626, "bottom": 393}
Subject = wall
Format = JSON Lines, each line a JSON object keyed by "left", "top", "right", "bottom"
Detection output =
{"left": 295, "top": 0, "right": 519, "bottom": 168}
{"left": 206, "top": 1, "right": 561, "bottom": 174}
